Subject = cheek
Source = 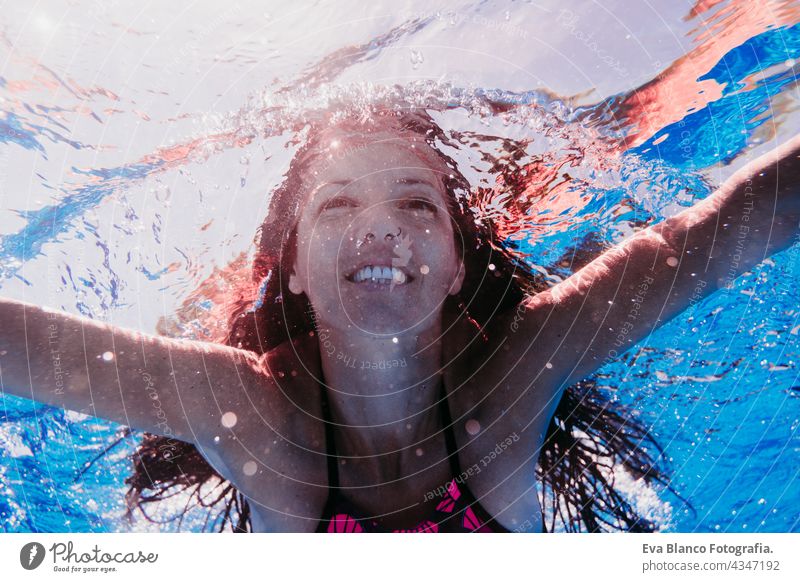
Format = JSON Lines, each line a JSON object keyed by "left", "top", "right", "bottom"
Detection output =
{"left": 297, "top": 225, "right": 343, "bottom": 279}
{"left": 415, "top": 232, "right": 460, "bottom": 280}
{"left": 312, "top": 224, "right": 348, "bottom": 258}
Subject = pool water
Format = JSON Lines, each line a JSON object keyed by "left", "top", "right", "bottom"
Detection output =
{"left": 1, "top": 0, "right": 799, "bottom": 532}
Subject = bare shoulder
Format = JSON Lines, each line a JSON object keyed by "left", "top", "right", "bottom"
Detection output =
{"left": 442, "top": 309, "right": 549, "bottom": 530}
{"left": 203, "top": 333, "right": 325, "bottom": 450}
{"left": 442, "top": 303, "right": 560, "bottom": 417}
{"left": 193, "top": 335, "right": 328, "bottom": 531}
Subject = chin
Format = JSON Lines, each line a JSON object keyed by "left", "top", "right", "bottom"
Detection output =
{"left": 345, "top": 300, "right": 445, "bottom": 337}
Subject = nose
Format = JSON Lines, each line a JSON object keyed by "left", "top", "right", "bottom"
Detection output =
{"left": 354, "top": 208, "right": 403, "bottom": 246}
{"left": 384, "top": 227, "right": 402, "bottom": 241}
{"left": 356, "top": 227, "right": 402, "bottom": 248}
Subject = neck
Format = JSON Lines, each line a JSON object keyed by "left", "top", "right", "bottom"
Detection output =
{"left": 317, "top": 319, "right": 445, "bottom": 479}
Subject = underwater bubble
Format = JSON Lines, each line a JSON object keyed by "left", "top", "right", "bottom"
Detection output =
{"left": 465, "top": 419, "right": 481, "bottom": 435}
{"left": 221, "top": 412, "right": 238, "bottom": 428}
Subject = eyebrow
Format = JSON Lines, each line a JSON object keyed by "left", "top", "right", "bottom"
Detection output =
{"left": 312, "top": 176, "right": 438, "bottom": 199}
{"left": 309, "top": 180, "right": 352, "bottom": 203}
{"left": 395, "top": 177, "right": 440, "bottom": 190}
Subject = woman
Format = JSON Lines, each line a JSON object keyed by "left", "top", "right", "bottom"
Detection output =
{"left": 130, "top": 109, "right": 670, "bottom": 534}
{"left": 1, "top": 109, "right": 798, "bottom": 533}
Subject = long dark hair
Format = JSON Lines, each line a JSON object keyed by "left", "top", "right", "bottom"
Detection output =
{"left": 124, "top": 109, "right": 678, "bottom": 532}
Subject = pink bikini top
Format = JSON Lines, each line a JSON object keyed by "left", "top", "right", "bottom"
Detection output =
{"left": 315, "top": 383, "right": 517, "bottom": 533}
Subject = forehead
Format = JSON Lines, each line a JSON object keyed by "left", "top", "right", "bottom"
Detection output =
{"left": 303, "top": 127, "right": 449, "bottom": 192}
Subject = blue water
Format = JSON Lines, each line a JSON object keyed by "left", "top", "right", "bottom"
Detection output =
{"left": 1, "top": 1, "right": 799, "bottom": 532}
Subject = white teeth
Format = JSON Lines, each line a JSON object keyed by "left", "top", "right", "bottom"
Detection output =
{"left": 352, "top": 265, "right": 408, "bottom": 284}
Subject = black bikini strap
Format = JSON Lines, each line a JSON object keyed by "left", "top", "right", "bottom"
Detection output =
{"left": 320, "top": 387, "right": 339, "bottom": 489}
{"left": 315, "top": 388, "right": 341, "bottom": 532}
{"left": 438, "top": 381, "right": 463, "bottom": 477}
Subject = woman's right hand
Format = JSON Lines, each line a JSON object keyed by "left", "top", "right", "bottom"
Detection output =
{"left": 0, "top": 296, "right": 256, "bottom": 443}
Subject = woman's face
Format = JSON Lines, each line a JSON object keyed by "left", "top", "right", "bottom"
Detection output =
{"left": 288, "top": 129, "right": 465, "bottom": 336}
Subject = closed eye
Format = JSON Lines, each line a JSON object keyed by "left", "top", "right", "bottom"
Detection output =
{"left": 321, "top": 196, "right": 356, "bottom": 211}
{"left": 400, "top": 198, "right": 438, "bottom": 213}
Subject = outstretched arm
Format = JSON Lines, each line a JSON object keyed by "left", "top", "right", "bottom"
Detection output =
{"left": 524, "top": 134, "right": 800, "bottom": 386}
{"left": 0, "top": 297, "right": 265, "bottom": 445}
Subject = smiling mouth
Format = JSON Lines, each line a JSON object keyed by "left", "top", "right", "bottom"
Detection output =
{"left": 345, "top": 264, "right": 415, "bottom": 285}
